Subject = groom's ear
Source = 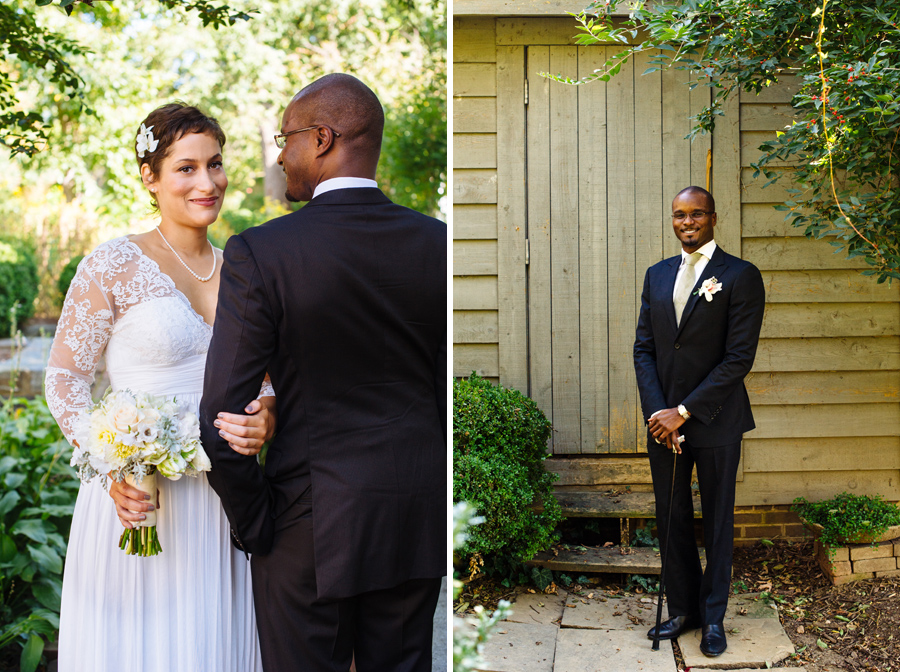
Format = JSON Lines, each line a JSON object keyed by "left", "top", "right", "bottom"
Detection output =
{"left": 313, "top": 126, "right": 336, "bottom": 156}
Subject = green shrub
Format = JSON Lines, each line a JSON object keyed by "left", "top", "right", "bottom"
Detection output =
{"left": 56, "top": 255, "right": 85, "bottom": 309}
{"left": 453, "top": 373, "right": 562, "bottom": 578}
{"left": 0, "top": 396, "right": 77, "bottom": 672}
{"left": 792, "top": 492, "right": 900, "bottom": 554}
{"left": 0, "top": 238, "right": 38, "bottom": 337}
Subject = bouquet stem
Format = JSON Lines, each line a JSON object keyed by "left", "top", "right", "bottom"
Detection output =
{"left": 119, "top": 471, "right": 161, "bottom": 556}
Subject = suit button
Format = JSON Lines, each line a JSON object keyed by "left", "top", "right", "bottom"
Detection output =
{"left": 677, "top": 378, "right": 684, "bottom": 384}
{"left": 674, "top": 343, "right": 681, "bottom": 349}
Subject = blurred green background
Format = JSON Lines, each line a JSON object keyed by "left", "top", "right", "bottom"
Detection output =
{"left": 0, "top": 0, "right": 447, "bottom": 319}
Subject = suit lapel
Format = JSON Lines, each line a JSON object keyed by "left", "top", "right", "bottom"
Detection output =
{"left": 675, "top": 246, "right": 727, "bottom": 338}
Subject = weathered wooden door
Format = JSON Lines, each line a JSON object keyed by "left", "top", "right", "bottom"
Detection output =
{"left": 523, "top": 45, "right": 712, "bottom": 455}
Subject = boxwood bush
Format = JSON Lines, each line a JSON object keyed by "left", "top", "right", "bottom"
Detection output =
{"left": 0, "top": 239, "right": 39, "bottom": 336}
{"left": 453, "top": 373, "right": 561, "bottom": 578}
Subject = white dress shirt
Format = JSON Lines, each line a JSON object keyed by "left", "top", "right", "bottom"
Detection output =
{"left": 672, "top": 239, "right": 717, "bottom": 302}
{"left": 312, "top": 177, "right": 378, "bottom": 199}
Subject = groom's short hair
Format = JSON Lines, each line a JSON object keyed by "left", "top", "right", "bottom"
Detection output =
{"left": 293, "top": 74, "right": 384, "bottom": 159}
{"left": 673, "top": 185, "right": 716, "bottom": 213}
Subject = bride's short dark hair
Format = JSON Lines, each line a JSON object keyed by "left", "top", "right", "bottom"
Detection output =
{"left": 135, "top": 101, "right": 226, "bottom": 183}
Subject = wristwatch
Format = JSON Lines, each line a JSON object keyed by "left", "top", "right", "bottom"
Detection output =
{"left": 677, "top": 404, "right": 691, "bottom": 420}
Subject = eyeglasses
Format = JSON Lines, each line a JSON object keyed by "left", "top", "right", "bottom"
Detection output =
{"left": 672, "top": 211, "right": 713, "bottom": 221}
{"left": 274, "top": 125, "right": 341, "bottom": 149}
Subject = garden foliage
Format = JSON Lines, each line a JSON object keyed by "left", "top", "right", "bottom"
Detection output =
{"left": 0, "top": 238, "right": 39, "bottom": 337}
{"left": 0, "top": 396, "right": 77, "bottom": 672}
{"left": 452, "top": 502, "right": 511, "bottom": 672}
{"left": 793, "top": 491, "right": 900, "bottom": 551}
{"left": 453, "top": 374, "right": 561, "bottom": 576}
{"left": 554, "top": 0, "right": 900, "bottom": 282}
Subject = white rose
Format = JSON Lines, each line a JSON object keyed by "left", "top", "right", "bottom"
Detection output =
{"left": 111, "top": 401, "right": 141, "bottom": 434}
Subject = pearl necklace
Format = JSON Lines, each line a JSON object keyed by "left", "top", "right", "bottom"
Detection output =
{"left": 156, "top": 226, "right": 216, "bottom": 282}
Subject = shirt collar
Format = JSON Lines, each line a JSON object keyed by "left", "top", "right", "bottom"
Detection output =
{"left": 681, "top": 239, "right": 717, "bottom": 264}
{"left": 312, "top": 177, "right": 378, "bottom": 199}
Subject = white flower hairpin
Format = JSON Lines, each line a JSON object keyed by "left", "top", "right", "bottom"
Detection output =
{"left": 136, "top": 123, "right": 159, "bottom": 158}
{"left": 694, "top": 277, "right": 723, "bottom": 302}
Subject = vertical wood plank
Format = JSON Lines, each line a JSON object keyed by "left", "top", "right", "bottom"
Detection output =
{"left": 712, "top": 88, "right": 742, "bottom": 257}
{"left": 497, "top": 47, "right": 529, "bottom": 394}
{"left": 690, "top": 73, "right": 713, "bottom": 194}
{"left": 606, "top": 50, "right": 638, "bottom": 453}
{"left": 549, "top": 45, "right": 581, "bottom": 454}
{"left": 577, "top": 46, "right": 609, "bottom": 453}
{"left": 527, "top": 46, "right": 554, "bottom": 448}
{"left": 662, "top": 66, "right": 691, "bottom": 260}
{"left": 632, "top": 49, "right": 664, "bottom": 453}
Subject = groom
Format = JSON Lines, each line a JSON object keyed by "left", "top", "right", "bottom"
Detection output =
{"left": 633, "top": 186, "right": 765, "bottom": 657}
{"left": 200, "top": 74, "right": 446, "bottom": 671}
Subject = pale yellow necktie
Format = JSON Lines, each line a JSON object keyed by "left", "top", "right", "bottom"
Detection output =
{"left": 674, "top": 252, "right": 703, "bottom": 326}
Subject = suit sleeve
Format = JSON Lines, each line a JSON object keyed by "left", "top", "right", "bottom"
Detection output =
{"left": 633, "top": 267, "right": 668, "bottom": 423}
{"left": 434, "top": 338, "right": 447, "bottom": 439}
{"left": 200, "top": 234, "right": 277, "bottom": 555}
{"left": 682, "top": 263, "right": 766, "bottom": 425}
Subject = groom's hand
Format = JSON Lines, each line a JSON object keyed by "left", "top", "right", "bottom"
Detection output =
{"left": 214, "top": 397, "right": 276, "bottom": 456}
{"left": 648, "top": 408, "right": 685, "bottom": 442}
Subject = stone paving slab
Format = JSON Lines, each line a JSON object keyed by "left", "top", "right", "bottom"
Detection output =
{"left": 679, "top": 617, "right": 794, "bottom": 669}
{"left": 506, "top": 588, "right": 568, "bottom": 626}
{"left": 725, "top": 593, "right": 778, "bottom": 620}
{"left": 561, "top": 593, "right": 668, "bottom": 630}
{"left": 553, "top": 627, "right": 677, "bottom": 672}
{"left": 479, "top": 621, "right": 558, "bottom": 672}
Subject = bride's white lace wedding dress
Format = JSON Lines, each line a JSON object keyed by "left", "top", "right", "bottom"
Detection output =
{"left": 45, "top": 236, "right": 263, "bottom": 672}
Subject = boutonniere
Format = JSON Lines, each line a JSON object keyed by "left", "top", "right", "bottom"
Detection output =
{"left": 694, "top": 277, "right": 723, "bottom": 302}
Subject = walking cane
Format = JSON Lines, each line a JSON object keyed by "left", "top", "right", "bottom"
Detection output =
{"left": 652, "top": 434, "right": 683, "bottom": 651}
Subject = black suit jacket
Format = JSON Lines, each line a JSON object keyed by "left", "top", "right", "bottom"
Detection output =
{"left": 633, "top": 245, "right": 765, "bottom": 447}
{"left": 200, "top": 188, "right": 447, "bottom": 600}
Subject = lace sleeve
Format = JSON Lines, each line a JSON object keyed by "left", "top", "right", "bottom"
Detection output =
{"left": 257, "top": 373, "right": 275, "bottom": 399}
{"left": 45, "top": 257, "right": 114, "bottom": 450}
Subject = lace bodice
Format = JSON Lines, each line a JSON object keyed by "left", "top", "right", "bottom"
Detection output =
{"left": 46, "top": 236, "right": 272, "bottom": 447}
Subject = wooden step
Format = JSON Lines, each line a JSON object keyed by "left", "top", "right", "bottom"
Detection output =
{"left": 528, "top": 545, "right": 707, "bottom": 575}
{"left": 555, "top": 490, "right": 703, "bottom": 518}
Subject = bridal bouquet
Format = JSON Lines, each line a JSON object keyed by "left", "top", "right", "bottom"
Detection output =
{"left": 72, "top": 388, "right": 212, "bottom": 556}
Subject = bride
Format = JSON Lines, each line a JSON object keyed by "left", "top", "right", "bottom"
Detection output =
{"left": 45, "top": 102, "right": 269, "bottom": 671}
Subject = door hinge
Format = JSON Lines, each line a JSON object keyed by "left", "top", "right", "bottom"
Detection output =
{"left": 525, "top": 238, "right": 530, "bottom": 265}
{"left": 524, "top": 78, "right": 529, "bottom": 105}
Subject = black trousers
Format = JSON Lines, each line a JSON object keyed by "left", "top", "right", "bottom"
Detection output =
{"left": 648, "top": 436, "right": 741, "bottom": 626}
{"left": 250, "top": 499, "right": 442, "bottom": 672}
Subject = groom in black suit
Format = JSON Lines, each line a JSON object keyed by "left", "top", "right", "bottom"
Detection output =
{"left": 633, "top": 186, "right": 765, "bottom": 657}
{"left": 200, "top": 74, "right": 446, "bottom": 671}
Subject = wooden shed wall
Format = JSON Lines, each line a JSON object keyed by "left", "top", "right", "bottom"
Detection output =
{"left": 452, "top": 16, "right": 900, "bottom": 506}
{"left": 454, "top": 17, "right": 501, "bottom": 383}
{"left": 736, "top": 88, "right": 900, "bottom": 506}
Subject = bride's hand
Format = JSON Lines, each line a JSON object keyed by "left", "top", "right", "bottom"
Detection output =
{"left": 108, "top": 478, "right": 156, "bottom": 529}
{"left": 214, "top": 396, "right": 277, "bottom": 456}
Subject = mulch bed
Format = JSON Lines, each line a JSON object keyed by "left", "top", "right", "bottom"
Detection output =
{"left": 733, "top": 539, "right": 900, "bottom": 671}
{"left": 456, "top": 539, "right": 900, "bottom": 672}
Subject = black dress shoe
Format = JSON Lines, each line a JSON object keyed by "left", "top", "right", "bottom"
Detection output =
{"left": 646, "top": 615, "right": 701, "bottom": 640}
{"left": 700, "top": 623, "right": 727, "bottom": 656}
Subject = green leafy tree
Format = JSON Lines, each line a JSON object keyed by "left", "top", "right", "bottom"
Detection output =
{"left": 0, "top": 0, "right": 252, "bottom": 157}
{"left": 552, "top": 0, "right": 900, "bottom": 282}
